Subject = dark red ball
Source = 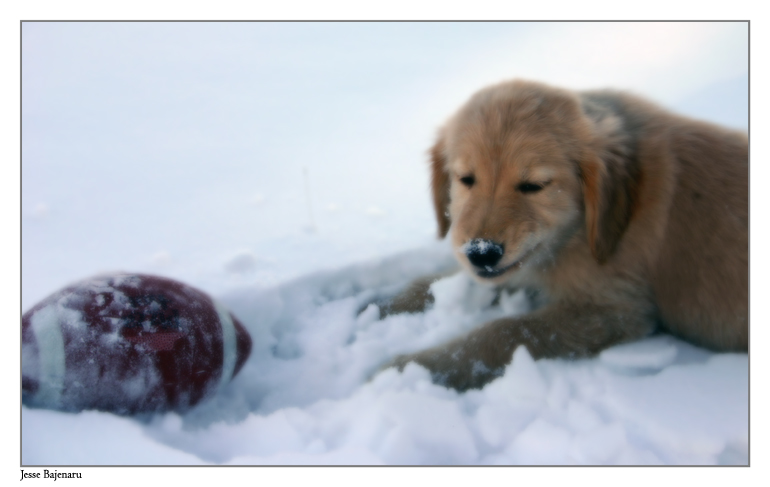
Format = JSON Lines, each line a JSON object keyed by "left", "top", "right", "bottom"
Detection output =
{"left": 22, "top": 273, "right": 251, "bottom": 414}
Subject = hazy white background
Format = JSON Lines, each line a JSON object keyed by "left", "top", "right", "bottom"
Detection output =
{"left": 22, "top": 22, "right": 748, "bottom": 310}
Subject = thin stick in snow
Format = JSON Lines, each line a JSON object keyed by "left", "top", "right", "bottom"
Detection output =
{"left": 303, "top": 166, "right": 317, "bottom": 233}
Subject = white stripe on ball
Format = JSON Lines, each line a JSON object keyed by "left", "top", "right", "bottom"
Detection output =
{"left": 29, "top": 305, "right": 67, "bottom": 408}
{"left": 214, "top": 300, "right": 237, "bottom": 392}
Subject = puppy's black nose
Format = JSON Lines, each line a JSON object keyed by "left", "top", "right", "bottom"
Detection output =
{"left": 465, "top": 239, "right": 504, "bottom": 268}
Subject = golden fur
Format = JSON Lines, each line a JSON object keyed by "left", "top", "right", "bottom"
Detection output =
{"left": 381, "top": 79, "right": 748, "bottom": 391}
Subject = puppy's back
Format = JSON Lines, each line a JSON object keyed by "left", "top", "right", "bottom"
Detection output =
{"left": 578, "top": 89, "right": 747, "bottom": 351}
{"left": 650, "top": 113, "right": 748, "bottom": 351}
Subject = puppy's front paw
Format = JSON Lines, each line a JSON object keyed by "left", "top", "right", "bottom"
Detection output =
{"left": 356, "top": 300, "right": 383, "bottom": 321}
{"left": 355, "top": 296, "right": 392, "bottom": 320}
{"left": 365, "top": 353, "right": 414, "bottom": 385}
{"left": 379, "top": 353, "right": 415, "bottom": 373}
{"left": 357, "top": 276, "right": 441, "bottom": 320}
{"left": 376, "top": 345, "right": 506, "bottom": 392}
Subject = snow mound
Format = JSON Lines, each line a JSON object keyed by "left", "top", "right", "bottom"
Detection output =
{"left": 21, "top": 246, "right": 748, "bottom": 465}
{"left": 599, "top": 334, "right": 679, "bottom": 373}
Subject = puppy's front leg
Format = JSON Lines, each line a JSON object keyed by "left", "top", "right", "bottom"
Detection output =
{"left": 387, "top": 302, "right": 655, "bottom": 391}
{"left": 360, "top": 271, "right": 459, "bottom": 318}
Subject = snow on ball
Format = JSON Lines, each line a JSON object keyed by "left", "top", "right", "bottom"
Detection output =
{"left": 22, "top": 273, "right": 252, "bottom": 415}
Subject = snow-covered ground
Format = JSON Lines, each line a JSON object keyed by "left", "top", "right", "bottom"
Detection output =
{"left": 21, "top": 22, "right": 749, "bottom": 466}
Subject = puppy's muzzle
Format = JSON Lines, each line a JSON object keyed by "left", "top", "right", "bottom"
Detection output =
{"left": 464, "top": 239, "right": 504, "bottom": 269}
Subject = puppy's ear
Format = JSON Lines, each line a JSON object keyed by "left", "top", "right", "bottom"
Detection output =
{"left": 580, "top": 150, "right": 639, "bottom": 264}
{"left": 430, "top": 135, "right": 451, "bottom": 238}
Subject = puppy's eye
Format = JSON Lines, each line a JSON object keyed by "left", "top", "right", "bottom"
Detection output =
{"left": 459, "top": 175, "right": 475, "bottom": 188}
{"left": 517, "top": 182, "right": 545, "bottom": 193}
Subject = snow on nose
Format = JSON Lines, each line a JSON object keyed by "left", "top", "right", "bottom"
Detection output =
{"left": 463, "top": 239, "right": 504, "bottom": 269}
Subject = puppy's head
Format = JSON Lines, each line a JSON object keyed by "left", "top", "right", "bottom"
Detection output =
{"left": 431, "top": 80, "right": 637, "bottom": 283}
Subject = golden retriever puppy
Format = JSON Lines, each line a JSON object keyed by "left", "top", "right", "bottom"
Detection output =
{"left": 380, "top": 79, "right": 748, "bottom": 391}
